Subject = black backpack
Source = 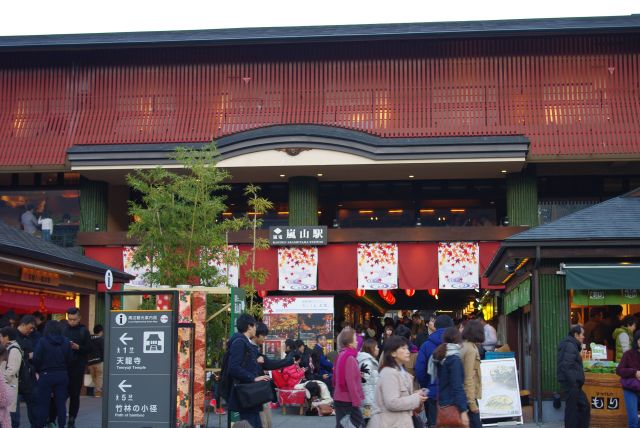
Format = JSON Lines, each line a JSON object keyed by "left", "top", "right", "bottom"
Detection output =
{"left": 8, "top": 344, "right": 36, "bottom": 394}
{"left": 217, "top": 337, "right": 250, "bottom": 402}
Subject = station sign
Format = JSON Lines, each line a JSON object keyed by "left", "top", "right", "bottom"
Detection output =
{"left": 105, "top": 310, "right": 174, "bottom": 427}
{"left": 269, "top": 226, "right": 328, "bottom": 246}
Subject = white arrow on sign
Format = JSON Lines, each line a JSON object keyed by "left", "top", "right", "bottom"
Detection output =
{"left": 118, "top": 380, "right": 132, "bottom": 393}
{"left": 119, "top": 333, "right": 133, "bottom": 346}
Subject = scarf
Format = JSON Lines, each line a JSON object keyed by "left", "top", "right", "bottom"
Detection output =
{"left": 335, "top": 347, "right": 359, "bottom": 390}
{"left": 427, "top": 343, "right": 461, "bottom": 383}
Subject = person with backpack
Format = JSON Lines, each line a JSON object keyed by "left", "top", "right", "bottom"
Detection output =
{"left": 15, "top": 315, "right": 39, "bottom": 427}
{"left": 0, "top": 344, "right": 14, "bottom": 428}
{"left": 0, "top": 327, "right": 21, "bottom": 428}
{"left": 33, "top": 320, "right": 72, "bottom": 428}
{"left": 415, "top": 314, "right": 454, "bottom": 428}
{"left": 222, "top": 314, "right": 270, "bottom": 428}
{"left": 61, "top": 307, "right": 91, "bottom": 428}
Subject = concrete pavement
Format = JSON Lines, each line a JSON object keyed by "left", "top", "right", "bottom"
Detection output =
{"left": 19, "top": 397, "right": 565, "bottom": 427}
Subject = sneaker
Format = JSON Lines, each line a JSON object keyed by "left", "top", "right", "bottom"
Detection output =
{"left": 215, "top": 408, "right": 227, "bottom": 415}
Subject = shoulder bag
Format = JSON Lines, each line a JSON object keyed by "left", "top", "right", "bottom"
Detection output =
{"left": 436, "top": 404, "right": 465, "bottom": 427}
{"left": 234, "top": 380, "right": 274, "bottom": 409}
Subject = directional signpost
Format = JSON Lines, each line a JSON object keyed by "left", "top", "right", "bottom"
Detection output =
{"left": 103, "top": 301, "right": 176, "bottom": 428}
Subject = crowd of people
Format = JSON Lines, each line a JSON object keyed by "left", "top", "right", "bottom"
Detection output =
{"left": 0, "top": 308, "right": 103, "bottom": 428}
{"left": 221, "top": 311, "right": 499, "bottom": 428}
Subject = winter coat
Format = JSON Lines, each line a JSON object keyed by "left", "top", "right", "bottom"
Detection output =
{"left": 0, "top": 368, "right": 12, "bottom": 428}
{"left": 2, "top": 341, "right": 21, "bottom": 412}
{"left": 313, "top": 344, "right": 333, "bottom": 377}
{"left": 333, "top": 348, "right": 364, "bottom": 407}
{"left": 616, "top": 348, "right": 640, "bottom": 392}
{"left": 62, "top": 323, "right": 91, "bottom": 368}
{"left": 294, "top": 380, "right": 333, "bottom": 407}
{"left": 357, "top": 351, "right": 379, "bottom": 409}
{"left": 281, "top": 363, "right": 306, "bottom": 388}
{"left": 556, "top": 335, "right": 585, "bottom": 388}
{"left": 33, "top": 334, "right": 72, "bottom": 373}
{"left": 460, "top": 341, "right": 482, "bottom": 412}
{"left": 613, "top": 327, "right": 632, "bottom": 363}
{"left": 416, "top": 328, "right": 446, "bottom": 395}
{"left": 436, "top": 354, "right": 468, "bottom": 412}
{"left": 226, "top": 333, "right": 262, "bottom": 412}
{"left": 368, "top": 366, "right": 422, "bottom": 428}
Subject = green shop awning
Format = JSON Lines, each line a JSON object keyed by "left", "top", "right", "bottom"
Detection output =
{"left": 572, "top": 289, "right": 640, "bottom": 305}
{"left": 565, "top": 264, "right": 640, "bottom": 290}
{"left": 504, "top": 279, "right": 531, "bottom": 314}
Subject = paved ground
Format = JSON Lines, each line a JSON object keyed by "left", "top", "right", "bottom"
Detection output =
{"left": 19, "top": 397, "right": 564, "bottom": 427}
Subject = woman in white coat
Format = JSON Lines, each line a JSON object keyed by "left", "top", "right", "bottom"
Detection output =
{"left": 357, "top": 338, "right": 380, "bottom": 424}
{"left": 368, "top": 336, "right": 427, "bottom": 428}
{"left": 0, "top": 327, "right": 21, "bottom": 423}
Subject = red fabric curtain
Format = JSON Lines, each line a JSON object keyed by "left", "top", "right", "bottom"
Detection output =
{"left": 479, "top": 242, "right": 503, "bottom": 289}
{"left": 398, "top": 243, "right": 438, "bottom": 290}
{"left": 239, "top": 245, "right": 279, "bottom": 291}
{"left": 43, "top": 295, "right": 75, "bottom": 314}
{"left": 318, "top": 244, "right": 358, "bottom": 291}
{"left": 0, "top": 289, "right": 41, "bottom": 312}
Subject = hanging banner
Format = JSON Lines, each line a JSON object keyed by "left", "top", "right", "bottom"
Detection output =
{"left": 263, "top": 296, "right": 334, "bottom": 359}
{"left": 207, "top": 245, "right": 240, "bottom": 287}
{"left": 278, "top": 247, "right": 318, "bottom": 291}
{"left": 438, "top": 242, "right": 480, "bottom": 289}
{"left": 357, "top": 243, "right": 398, "bottom": 290}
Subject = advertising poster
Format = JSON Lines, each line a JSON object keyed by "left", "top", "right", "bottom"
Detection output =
{"left": 263, "top": 296, "right": 334, "bottom": 359}
{"left": 478, "top": 358, "right": 523, "bottom": 420}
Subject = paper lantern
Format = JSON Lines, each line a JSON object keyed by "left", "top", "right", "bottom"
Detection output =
{"left": 387, "top": 295, "right": 396, "bottom": 305}
{"left": 356, "top": 289, "right": 366, "bottom": 298}
{"left": 405, "top": 289, "right": 415, "bottom": 297}
{"left": 428, "top": 289, "right": 438, "bottom": 297}
{"left": 258, "top": 290, "right": 268, "bottom": 298}
{"left": 378, "top": 290, "right": 389, "bottom": 299}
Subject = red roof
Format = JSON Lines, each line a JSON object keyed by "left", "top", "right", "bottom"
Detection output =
{"left": 2, "top": 51, "right": 639, "bottom": 167}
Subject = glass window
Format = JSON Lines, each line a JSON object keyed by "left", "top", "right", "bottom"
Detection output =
{"left": 0, "top": 189, "right": 80, "bottom": 230}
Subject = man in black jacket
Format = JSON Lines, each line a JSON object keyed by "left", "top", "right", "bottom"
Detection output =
{"left": 15, "top": 315, "right": 38, "bottom": 428}
{"left": 62, "top": 308, "right": 91, "bottom": 428}
{"left": 557, "top": 324, "right": 589, "bottom": 428}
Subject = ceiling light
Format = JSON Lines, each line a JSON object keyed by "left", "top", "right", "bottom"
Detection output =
{"left": 408, "top": 175, "right": 415, "bottom": 178}
{"left": 279, "top": 174, "right": 286, "bottom": 177}
{"left": 420, "top": 209, "right": 435, "bottom": 214}
{"left": 501, "top": 170, "right": 507, "bottom": 174}
{"left": 450, "top": 209, "right": 466, "bottom": 213}
{"left": 317, "top": 173, "right": 323, "bottom": 177}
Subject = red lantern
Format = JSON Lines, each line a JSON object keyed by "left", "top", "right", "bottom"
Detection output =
{"left": 405, "top": 289, "right": 415, "bottom": 297}
{"left": 356, "top": 289, "right": 366, "bottom": 298}
{"left": 258, "top": 290, "right": 268, "bottom": 298}
{"left": 387, "top": 295, "right": 396, "bottom": 305}
{"left": 428, "top": 289, "right": 438, "bottom": 297}
{"left": 378, "top": 290, "right": 389, "bottom": 299}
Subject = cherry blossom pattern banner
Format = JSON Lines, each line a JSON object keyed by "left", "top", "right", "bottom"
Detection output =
{"left": 207, "top": 245, "right": 240, "bottom": 287}
{"left": 278, "top": 247, "right": 318, "bottom": 291}
{"left": 122, "top": 246, "right": 154, "bottom": 287}
{"left": 357, "top": 243, "right": 398, "bottom": 290}
{"left": 438, "top": 242, "right": 480, "bottom": 289}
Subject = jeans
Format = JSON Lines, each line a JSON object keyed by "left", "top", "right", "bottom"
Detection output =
{"left": 424, "top": 398, "right": 438, "bottom": 427}
{"left": 468, "top": 408, "right": 482, "bottom": 428}
{"left": 68, "top": 364, "right": 85, "bottom": 419}
{"left": 564, "top": 385, "right": 590, "bottom": 428}
{"left": 41, "top": 230, "right": 51, "bottom": 241}
{"left": 623, "top": 389, "right": 639, "bottom": 428}
{"left": 238, "top": 410, "right": 262, "bottom": 428}
{"left": 37, "top": 370, "right": 69, "bottom": 428}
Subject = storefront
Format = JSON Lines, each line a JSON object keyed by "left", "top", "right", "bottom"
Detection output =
{"left": 0, "top": 220, "right": 131, "bottom": 324}
{"left": 485, "top": 188, "right": 640, "bottom": 424}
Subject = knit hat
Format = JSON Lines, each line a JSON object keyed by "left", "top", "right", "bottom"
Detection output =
{"left": 435, "top": 314, "right": 454, "bottom": 329}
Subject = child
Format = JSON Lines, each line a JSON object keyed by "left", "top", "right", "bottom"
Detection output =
{"left": 38, "top": 211, "right": 54, "bottom": 241}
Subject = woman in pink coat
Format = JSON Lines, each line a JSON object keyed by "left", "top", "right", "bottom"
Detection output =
{"left": 0, "top": 344, "right": 13, "bottom": 428}
{"left": 333, "top": 328, "right": 365, "bottom": 428}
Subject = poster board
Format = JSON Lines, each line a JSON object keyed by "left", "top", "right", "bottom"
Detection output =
{"left": 262, "top": 296, "right": 334, "bottom": 359}
{"left": 478, "top": 358, "right": 523, "bottom": 423}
